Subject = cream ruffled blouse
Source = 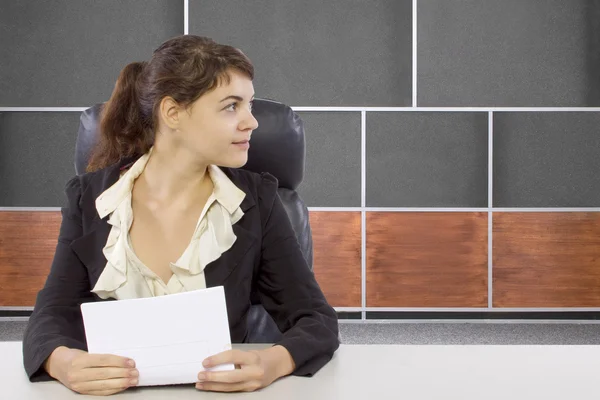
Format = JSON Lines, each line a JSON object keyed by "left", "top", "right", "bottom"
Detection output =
{"left": 92, "top": 148, "right": 246, "bottom": 300}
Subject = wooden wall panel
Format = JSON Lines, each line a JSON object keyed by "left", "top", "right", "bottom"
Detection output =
{"left": 0, "top": 211, "right": 362, "bottom": 308}
{"left": 4, "top": 211, "right": 599, "bottom": 310}
{"left": 366, "top": 212, "right": 488, "bottom": 307}
{"left": 310, "top": 212, "right": 362, "bottom": 307}
{"left": 0, "top": 211, "right": 61, "bottom": 306}
{"left": 493, "top": 212, "right": 600, "bottom": 307}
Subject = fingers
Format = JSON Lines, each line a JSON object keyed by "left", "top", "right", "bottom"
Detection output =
{"left": 197, "top": 367, "right": 264, "bottom": 384}
{"left": 203, "top": 349, "right": 260, "bottom": 369}
{"left": 73, "top": 353, "right": 134, "bottom": 369}
{"left": 76, "top": 367, "right": 138, "bottom": 382}
{"left": 66, "top": 353, "right": 138, "bottom": 395}
{"left": 197, "top": 352, "right": 266, "bottom": 394}
{"left": 196, "top": 380, "right": 262, "bottom": 393}
{"left": 86, "top": 389, "right": 128, "bottom": 396}
{"left": 70, "top": 377, "right": 135, "bottom": 394}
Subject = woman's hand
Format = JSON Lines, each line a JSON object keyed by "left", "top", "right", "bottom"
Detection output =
{"left": 45, "top": 346, "right": 139, "bottom": 396}
{"left": 196, "top": 345, "right": 295, "bottom": 392}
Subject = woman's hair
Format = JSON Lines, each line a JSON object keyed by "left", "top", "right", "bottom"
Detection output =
{"left": 86, "top": 35, "right": 254, "bottom": 172}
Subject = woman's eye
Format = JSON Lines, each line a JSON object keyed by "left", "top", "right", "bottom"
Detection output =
{"left": 225, "top": 101, "right": 253, "bottom": 112}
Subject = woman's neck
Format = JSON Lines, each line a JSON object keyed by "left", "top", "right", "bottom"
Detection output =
{"left": 135, "top": 140, "right": 212, "bottom": 210}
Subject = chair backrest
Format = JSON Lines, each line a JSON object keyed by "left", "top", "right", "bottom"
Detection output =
{"left": 75, "top": 98, "right": 313, "bottom": 342}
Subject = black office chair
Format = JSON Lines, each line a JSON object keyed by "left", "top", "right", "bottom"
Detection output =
{"left": 74, "top": 98, "right": 314, "bottom": 343}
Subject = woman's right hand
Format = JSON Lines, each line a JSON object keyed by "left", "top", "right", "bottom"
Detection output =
{"left": 45, "top": 346, "right": 139, "bottom": 396}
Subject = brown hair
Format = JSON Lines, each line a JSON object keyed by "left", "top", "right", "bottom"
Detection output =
{"left": 87, "top": 35, "right": 254, "bottom": 172}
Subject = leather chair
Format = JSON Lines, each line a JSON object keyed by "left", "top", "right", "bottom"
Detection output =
{"left": 74, "top": 98, "right": 314, "bottom": 343}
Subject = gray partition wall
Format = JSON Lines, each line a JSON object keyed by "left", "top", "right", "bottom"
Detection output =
{"left": 0, "top": 0, "right": 184, "bottom": 205}
{"left": 1, "top": 0, "right": 600, "bottom": 318}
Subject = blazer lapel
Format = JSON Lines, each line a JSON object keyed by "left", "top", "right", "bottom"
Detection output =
{"left": 204, "top": 222, "right": 258, "bottom": 287}
{"left": 71, "top": 220, "right": 112, "bottom": 288}
{"left": 70, "top": 157, "right": 134, "bottom": 288}
{"left": 204, "top": 187, "right": 258, "bottom": 287}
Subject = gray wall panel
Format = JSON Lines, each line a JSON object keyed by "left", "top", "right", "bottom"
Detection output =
{"left": 189, "top": 0, "right": 412, "bottom": 106}
{"left": 296, "top": 112, "right": 361, "bottom": 207}
{"left": 418, "top": 0, "right": 594, "bottom": 106}
{"left": 0, "top": 112, "right": 80, "bottom": 206}
{"left": 494, "top": 112, "right": 600, "bottom": 207}
{"left": 0, "top": 0, "right": 183, "bottom": 107}
{"left": 367, "top": 112, "right": 489, "bottom": 207}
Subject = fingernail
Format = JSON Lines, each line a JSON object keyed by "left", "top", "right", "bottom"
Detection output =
{"left": 129, "top": 378, "right": 138, "bottom": 386}
{"left": 127, "top": 359, "right": 135, "bottom": 368}
{"left": 197, "top": 373, "right": 205, "bottom": 381}
{"left": 129, "top": 369, "right": 139, "bottom": 377}
{"left": 202, "top": 359, "right": 211, "bottom": 367}
{"left": 196, "top": 383, "right": 203, "bottom": 389}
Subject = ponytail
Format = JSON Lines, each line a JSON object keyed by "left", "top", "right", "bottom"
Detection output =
{"left": 87, "top": 61, "right": 154, "bottom": 172}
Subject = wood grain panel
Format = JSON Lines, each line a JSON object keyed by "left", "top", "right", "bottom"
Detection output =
{"left": 0, "top": 210, "right": 361, "bottom": 308}
{"left": 0, "top": 211, "right": 61, "bottom": 306}
{"left": 493, "top": 213, "right": 600, "bottom": 307}
{"left": 310, "top": 211, "right": 362, "bottom": 307}
{"left": 366, "top": 212, "right": 488, "bottom": 307}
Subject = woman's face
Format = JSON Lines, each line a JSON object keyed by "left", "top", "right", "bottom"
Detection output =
{"left": 166, "top": 68, "right": 258, "bottom": 168}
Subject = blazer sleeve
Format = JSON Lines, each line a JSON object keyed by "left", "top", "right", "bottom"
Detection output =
{"left": 22, "top": 176, "right": 94, "bottom": 381}
{"left": 255, "top": 173, "right": 340, "bottom": 377}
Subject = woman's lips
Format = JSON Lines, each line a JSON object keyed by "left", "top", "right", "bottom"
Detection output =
{"left": 232, "top": 140, "right": 250, "bottom": 149}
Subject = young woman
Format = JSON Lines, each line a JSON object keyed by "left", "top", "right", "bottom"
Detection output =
{"left": 22, "top": 35, "right": 339, "bottom": 395}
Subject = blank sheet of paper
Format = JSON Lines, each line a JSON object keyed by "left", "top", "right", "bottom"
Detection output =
{"left": 80, "top": 286, "right": 234, "bottom": 386}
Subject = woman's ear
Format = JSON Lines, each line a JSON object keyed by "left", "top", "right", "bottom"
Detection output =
{"left": 158, "top": 96, "right": 181, "bottom": 131}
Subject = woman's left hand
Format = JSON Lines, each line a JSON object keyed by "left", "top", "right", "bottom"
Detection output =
{"left": 196, "top": 345, "right": 295, "bottom": 392}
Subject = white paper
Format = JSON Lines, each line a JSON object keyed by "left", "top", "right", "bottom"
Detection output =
{"left": 80, "top": 286, "right": 234, "bottom": 387}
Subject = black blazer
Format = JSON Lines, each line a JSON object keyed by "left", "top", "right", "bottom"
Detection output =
{"left": 22, "top": 156, "right": 339, "bottom": 381}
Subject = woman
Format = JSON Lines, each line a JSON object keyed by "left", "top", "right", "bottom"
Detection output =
{"left": 22, "top": 35, "right": 339, "bottom": 395}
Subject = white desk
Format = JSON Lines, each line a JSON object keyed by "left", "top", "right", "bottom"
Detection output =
{"left": 3, "top": 341, "right": 600, "bottom": 399}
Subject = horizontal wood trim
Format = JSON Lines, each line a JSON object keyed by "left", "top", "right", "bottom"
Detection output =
{"left": 366, "top": 212, "right": 488, "bottom": 307}
{"left": 309, "top": 212, "right": 362, "bottom": 307}
{"left": 0, "top": 210, "right": 363, "bottom": 308}
{"left": 0, "top": 211, "right": 61, "bottom": 306}
{"left": 493, "top": 212, "right": 600, "bottom": 307}
{"left": 5, "top": 211, "right": 600, "bottom": 310}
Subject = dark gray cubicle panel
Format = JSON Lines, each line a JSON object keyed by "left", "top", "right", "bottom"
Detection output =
{"left": 418, "top": 0, "right": 600, "bottom": 107}
{"left": 189, "top": 0, "right": 413, "bottom": 107}
{"left": 0, "top": 0, "right": 183, "bottom": 107}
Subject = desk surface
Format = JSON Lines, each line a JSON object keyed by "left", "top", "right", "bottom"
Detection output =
{"left": 3, "top": 341, "right": 600, "bottom": 399}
